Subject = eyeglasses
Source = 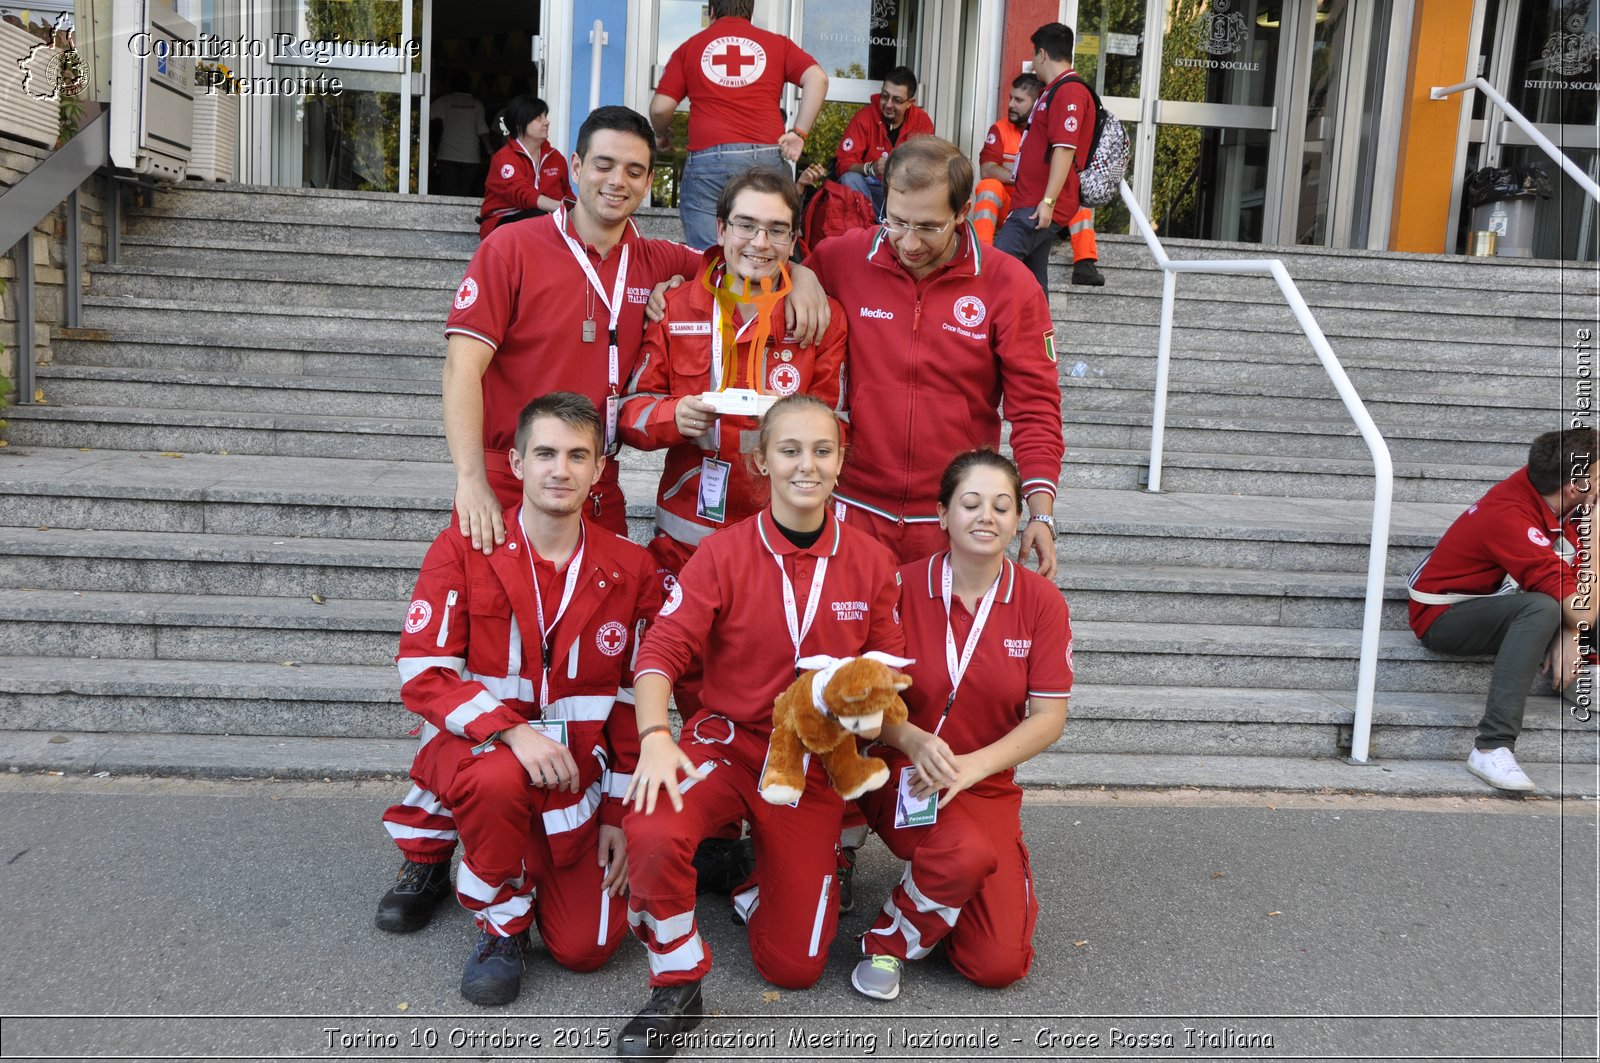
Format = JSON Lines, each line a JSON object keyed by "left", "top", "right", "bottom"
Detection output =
{"left": 725, "top": 217, "right": 795, "bottom": 243}
{"left": 881, "top": 215, "right": 959, "bottom": 237}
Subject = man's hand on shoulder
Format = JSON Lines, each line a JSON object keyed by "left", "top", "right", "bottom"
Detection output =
{"left": 455, "top": 473, "right": 506, "bottom": 556}
{"left": 785, "top": 264, "right": 832, "bottom": 347}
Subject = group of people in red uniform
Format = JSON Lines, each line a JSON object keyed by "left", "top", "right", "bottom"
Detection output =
{"left": 375, "top": 85, "right": 1075, "bottom": 1059}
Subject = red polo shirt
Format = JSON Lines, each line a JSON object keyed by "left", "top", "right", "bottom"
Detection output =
{"left": 1012, "top": 70, "right": 1094, "bottom": 225}
{"left": 445, "top": 211, "right": 701, "bottom": 458}
{"left": 655, "top": 17, "right": 819, "bottom": 151}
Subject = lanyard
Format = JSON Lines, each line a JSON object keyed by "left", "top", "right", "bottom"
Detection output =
{"left": 554, "top": 205, "right": 629, "bottom": 395}
{"left": 520, "top": 511, "right": 585, "bottom": 710}
{"left": 764, "top": 530, "right": 828, "bottom": 668}
{"left": 938, "top": 554, "right": 1001, "bottom": 735}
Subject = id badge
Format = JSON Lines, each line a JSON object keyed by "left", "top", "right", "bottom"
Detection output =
{"left": 526, "top": 719, "right": 569, "bottom": 745}
{"left": 697, "top": 457, "right": 732, "bottom": 523}
{"left": 604, "top": 394, "right": 620, "bottom": 456}
{"left": 894, "top": 766, "right": 938, "bottom": 828}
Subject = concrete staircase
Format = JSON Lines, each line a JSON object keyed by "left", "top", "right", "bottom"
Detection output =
{"left": 2, "top": 182, "right": 1596, "bottom": 793}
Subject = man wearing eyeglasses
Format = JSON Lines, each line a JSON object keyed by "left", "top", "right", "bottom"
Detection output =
{"left": 621, "top": 166, "right": 849, "bottom": 592}
{"left": 835, "top": 66, "right": 935, "bottom": 219}
{"left": 805, "top": 137, "right": 1064, "bottom": 580}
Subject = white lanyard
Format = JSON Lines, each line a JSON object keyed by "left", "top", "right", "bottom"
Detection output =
{"left": 708, "top": 301, "right": 759, "bottom": 392}
{"left": 554, "top": 206, "right": 628, "bottom": 394}
{"left": 520, "top": 511, "right": 585, "bottom": 709}
{"left": 765, "top": 533, "right": 829, "bottom": 668}
{"left": 938, "top": 554, "right": 1001, "bottom": 735}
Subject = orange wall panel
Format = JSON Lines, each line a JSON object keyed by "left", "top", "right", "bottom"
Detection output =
{"left": 1390, "top": 0, "right": 1476, "bottom": 253}
{"left": 995, "top": 0, "right": 1062, "bottom": 126}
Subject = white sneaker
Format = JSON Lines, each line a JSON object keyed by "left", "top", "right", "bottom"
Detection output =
{"left": 1467, "top": 746, "right": 1536, "bottom": 791}
{"left": 851, "top": 955, "right": 902, "bottom": 1000}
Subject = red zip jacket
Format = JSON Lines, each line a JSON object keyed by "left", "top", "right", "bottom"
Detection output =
{"left": 834, "top": 95, "right": 935, "bottom": 174}
{"left": 635, "top": 509, "right": 904, "bottom": 730}
{"left": 478, "top": 139, "right": 571, "bottom": 238}
{"left": 397, "top": 512, "right": 662, "bottom": 845}
{"left": 1408, "top": 467, "right": 1582, "bottom": 638}
{"left": 619, "top": 250, "right": 848, "bottom": 549}
{"left": 806, "top": 225, "right": 1064, "bottom": 521}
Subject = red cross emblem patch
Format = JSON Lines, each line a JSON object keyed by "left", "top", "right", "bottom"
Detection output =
{"left": 595, "top": 620, "right": 629, "bottom": 656}
{"left": 404, "top": 599, "right": 433, "bottom": 634}
{"left": 701, "top": 36, "right": 767, "bottom": 87}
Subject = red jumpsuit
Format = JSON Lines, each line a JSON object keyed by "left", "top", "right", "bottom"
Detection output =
{"left": 806, "top": 226, "right": 1065, "bottom": 562}
{"left": 445, "top": 211, "right": 702, "bottom": 532}
{"left": 382, "top": 511, "right": 661, "bottom": 969}
{"left": 858, "top": 553, "right": 1072, "bottom": 987}
{"left": 477, "top": 139, "right": 572, "bottom": 239}
{"left": 624, "top": 509, "right": 904, "bottom": 989}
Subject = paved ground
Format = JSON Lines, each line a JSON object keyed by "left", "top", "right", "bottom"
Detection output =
{"left": 0, "top": 774, "right": 1596, "bottom": 1063}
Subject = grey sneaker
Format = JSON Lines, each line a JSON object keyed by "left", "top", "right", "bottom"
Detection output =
{"left": 1467, "top": 746, "right": 1536, "bottom": 791}
{"left": 850, "top": 954, "right": 902, "bottom": 1000}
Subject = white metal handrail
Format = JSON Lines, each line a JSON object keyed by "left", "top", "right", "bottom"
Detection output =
{"left": 1118, "top": 181, "right": 1394, "bottom": 764}
{"left": 1431, "top": 77, "right": 1600, "bottom": 204}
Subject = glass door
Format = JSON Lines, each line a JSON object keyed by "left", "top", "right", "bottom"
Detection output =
{"left": 268, "top": 0, "right": 425, "bottom": 194}
{"left": 1474, "top": 0, "right": 1598, "bottom": 260}
{"left": 1076, "top": 0, "right": 1288, "bottom": 243}
{"left": 790, "top": 0, "right": 925, "bottom": 170}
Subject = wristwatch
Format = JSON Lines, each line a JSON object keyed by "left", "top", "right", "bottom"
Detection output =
{"left": 1040, "top": 196, "right": 1057, "bottom": 208}
{"left": 1029, "top": 513, "right": 1056, "bottom": 532}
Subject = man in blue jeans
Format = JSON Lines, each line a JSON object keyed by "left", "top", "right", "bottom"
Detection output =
{"left": 650, "top": 0, "right": 827, "bottom": 248}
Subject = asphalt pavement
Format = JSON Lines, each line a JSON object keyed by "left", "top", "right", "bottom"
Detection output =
{"left": 0, "top": 774, "right": 1596, "bottom": 1063}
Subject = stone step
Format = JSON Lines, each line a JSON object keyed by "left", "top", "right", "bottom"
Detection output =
{"left": 27, "top": 365, "right": 1551, "bottom": 461}
{"left": 1065, "top": 448, "right": 1498, "bottom": 500}
{"left": 121, "top": 214, "right": 478, "bottom": 255}
{"left": 1049, "top": 310, "right": 1562, "bottom": 360}
{"left": 1054, "top": 342, "right": 1573, "bottom": 400}
{"left": 0, "top": 589, "right": 403, "bottom": 666}
{"left": 50, "top": 333, "right": 445, "bottom": 380}
{"left": 89, "top": 264, "right": 460, "bottom": 313}
{"left": 1064, "top": 408, "right": 1532, "bottom": 468}
{"left": 1059, "top": 233, "right": 1600, "bottom": 296}
{"left": 1075, "top": 622, "right": 1560, "bottom": 697}
{"left": 2, "top": 730, "right": 1589, "bottom": 795}
{"left": 0, "top": 448, "right": 1459, "bottom": 574}
{"left": 80, "top": 295, "right": 442, "bottom": 345}
{"left": 2, "top": 652, "right": 1590, "bottom": 763}
{"left": 0, "top": 527, "right": 428, "bottom": 600}
{"left": 115, "top": 236, "right": 471, "bottom": 286}
{"left": 35, "top": 366, "right": 443, "bottom": 421}
{"left": 1062, "top": 563, "right": 1413, "bottom": 627}
{"left": 1049, "top": 287, "right": 1568, "bottom": 346}
{"left": 0, "top": 656, "right": 404, "bottom": 737}
{"left": 2, "top": 404, "right": 450, "bottom": 461}
{"left": 136, "top": 182, "right": 483, "bottom": 227}
{"left": 1052, "top": 685, "right": 1592, "bottom": 762}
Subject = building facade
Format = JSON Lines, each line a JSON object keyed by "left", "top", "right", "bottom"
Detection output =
{"left": 57, "top": 0, "right": 1600, "bottom": 259}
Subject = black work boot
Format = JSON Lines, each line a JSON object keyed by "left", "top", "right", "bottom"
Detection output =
{"left": 459, "top": 928, "right": 528, "bottom": 1006}
{"left": 617, "top": 981, "right": 705, "bottom": 1059}
{"left": 1071, "top": 258, "right": 1107, "bottom": 286}
{"left": 375, "top": 859, "right": 452, "bottom": 933}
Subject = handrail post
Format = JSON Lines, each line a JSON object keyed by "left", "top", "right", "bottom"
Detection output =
{"left": 11, "top": 234, "right": 35, "bottom": 405}
{"left": 1148, "top": 269, "right": 1177, "bottom": 493}
{"left": 589, "top": 20, "right": 607, "bottom": 113}
{"left": 65, "top": 189, "right": 82, "bottom": 328}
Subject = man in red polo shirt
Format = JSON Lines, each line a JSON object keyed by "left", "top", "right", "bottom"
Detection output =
{"left": 995, "top": 22, "right": 1095, "bottom": 292}
{"left": 650, "top": 0, "right": 828, "bottom": 249}
{"left": 442, "top": 106, "right": 832, "bottom": 553}
{"left": 834, "top": 66, "right": 935, "bottom": 219}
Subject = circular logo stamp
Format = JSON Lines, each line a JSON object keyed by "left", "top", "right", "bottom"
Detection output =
{"left": 700, "top": 36, "right": 767, "bottom": 87}
{"left": 595, "top": 621, "right": 628, "bottom": 656}
{"left": 404, "top": 600, "right": 433, "bottom": 634}
{"left": 953, "top": 295, "right": 987, "bottom": 328}
{"left": 454, "top": 277, "right": 479, "bottom": 310}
